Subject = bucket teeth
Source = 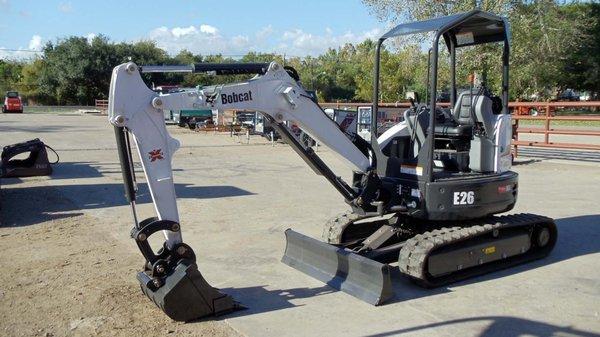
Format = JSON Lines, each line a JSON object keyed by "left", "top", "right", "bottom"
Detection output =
{"left": 138, "top": 261, "right": 242, "bottom": 321}
{"left": 282, "top": 229, "right": 394, "bottom": 306}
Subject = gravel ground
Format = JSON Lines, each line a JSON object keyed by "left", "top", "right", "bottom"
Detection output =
{"left": 0, "top": 177, "right": 241, "bottom": 337}
{"left": 1, "top": 112, "right": 599, "bottom": 337}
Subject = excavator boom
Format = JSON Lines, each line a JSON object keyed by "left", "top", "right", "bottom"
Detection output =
{"left": 108, "top": 61, "right": 382, "bottom": 320}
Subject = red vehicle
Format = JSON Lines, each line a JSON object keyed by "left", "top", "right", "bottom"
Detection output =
{"left": 3, "top": 91, "right": 23, "bottom": 113}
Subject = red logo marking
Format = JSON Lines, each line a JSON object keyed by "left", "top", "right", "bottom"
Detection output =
{"left": 148, "top": 149, "right": 164, "bottom": 162}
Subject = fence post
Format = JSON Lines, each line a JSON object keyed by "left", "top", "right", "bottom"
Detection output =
{"left": 513, "top": 118, "right": 519, "bottom": 158}
{"left": 545, "top": 103, "right": 551, "bottom": 145}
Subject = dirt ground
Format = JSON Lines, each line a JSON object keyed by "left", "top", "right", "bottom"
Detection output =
{"left": 0, "top": 177, "right": 240, "bottom": 337}
{"left": 1, "top": 113, "right": 599, "bottom": 337}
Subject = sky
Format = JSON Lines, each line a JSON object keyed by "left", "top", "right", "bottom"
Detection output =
{"left": 0, "top": 0, "right": 386, "bottom": 59}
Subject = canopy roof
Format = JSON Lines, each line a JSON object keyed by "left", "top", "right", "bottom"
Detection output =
{"left": 380, "top": 10, "right": 509, "bottom": 48}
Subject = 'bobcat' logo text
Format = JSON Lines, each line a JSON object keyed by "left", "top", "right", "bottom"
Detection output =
{"left": 221, "top": 91, "right": 253, "bottom": 104}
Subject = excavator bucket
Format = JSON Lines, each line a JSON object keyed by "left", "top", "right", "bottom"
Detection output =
{"left": 282, "top": 229, "right": 394, "bottom": 305}
{"left": 1, "top": 138, "right": 55, "bottom": 178}
{"left": 137, "top": 261, "right": 240, "bottom": 322}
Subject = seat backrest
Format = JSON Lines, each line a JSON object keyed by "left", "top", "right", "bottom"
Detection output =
{"left": 404, "top": 108, "right": 429, "bottom": 156}
{"left": 453, "top": 91, "right": 475, "bottom": 126}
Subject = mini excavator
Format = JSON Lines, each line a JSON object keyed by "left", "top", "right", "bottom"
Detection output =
{"left": 108, "top": 10, "right": 557, "bottom": 321}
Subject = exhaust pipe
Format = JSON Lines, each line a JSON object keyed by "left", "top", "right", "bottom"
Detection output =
{"left": 282, "top": 229, "right": 394, "bottom": 305}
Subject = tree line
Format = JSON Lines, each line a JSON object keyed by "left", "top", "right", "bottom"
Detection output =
{"left": 0, "top": 1, "right": 598, "bottom": 105}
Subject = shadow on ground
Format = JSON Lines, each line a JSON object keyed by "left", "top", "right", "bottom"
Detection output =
{"left": 0, "top": 161, "right": 104, "bottom": 183}
{"left": 0, "top": 177, "right": 22, "bottom": 185}
{"left": 216, "top": 285, "right": 334, "bottom": 318}
{"left": 0, "top": 124, "right": 100, "bottom": 133}
{"left": 363, "top": 316, "right": 600, "bottom": 337}
{"left": 51, "top": 161, "right": 104, "bottom": 179}
{"left": 512, "top": 158, "right": 541, "bottom": 166}
{"left": 213, "top": 215, "right": 599, "bottom": 318}
{"left": 385, "top": 214, "right": 600, "bottom": 302}
{"left": 0, "top": 182, "right": 254, "bottom": 227}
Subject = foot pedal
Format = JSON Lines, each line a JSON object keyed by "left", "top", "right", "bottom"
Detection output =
{"left": 138, "top": 260, "right": 242, "bottom": 321}
{"left": 282, "top": 229, "right": 394, "bottom": 305}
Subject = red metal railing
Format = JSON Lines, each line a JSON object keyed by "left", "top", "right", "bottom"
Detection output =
{"left": 321, "top": 101, "right": 600, "bottom": 154}
{"left": 510, "top": 101, "right": 600, "bottom": 156}
{"left": 95, "top": 97, "right": 599, "bottom": 153}
{"left": 320, "top": 102, "right": 451, "bottom": 109}
{"left": 95, "top": 99, "right": 109, "bottom": 111}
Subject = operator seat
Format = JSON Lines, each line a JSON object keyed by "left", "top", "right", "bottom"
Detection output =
{"left": 404, "top": 105, "right": 428, "bottom": 156}
{"left": 433, "top": 91, "right": 474, "bottom": 138}
{"left": 404, "top": 91, "right": 476, "bottom": 149}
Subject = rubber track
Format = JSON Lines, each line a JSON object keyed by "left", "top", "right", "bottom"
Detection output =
{"left": 398, "top": 213, "right": 557, "bottom": 288}
{"left": 321, "top": 211, "right": 373, "bottom": 244}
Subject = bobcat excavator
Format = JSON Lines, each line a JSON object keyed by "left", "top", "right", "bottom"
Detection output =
{"left": 108, "top": 10, "right": 557, "bottom": 321}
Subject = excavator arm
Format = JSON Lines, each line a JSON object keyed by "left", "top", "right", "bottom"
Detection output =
{"left": 108, "top": 61, "right": 376, "bottom": 321}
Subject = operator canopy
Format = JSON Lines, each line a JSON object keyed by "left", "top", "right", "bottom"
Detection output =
{"left": 380, "top": 9, "right": 509, "bottom": 48}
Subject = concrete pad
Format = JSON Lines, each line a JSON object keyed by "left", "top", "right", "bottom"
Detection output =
{"left": 1, "top": 113, "right": 599, "bottom": 337}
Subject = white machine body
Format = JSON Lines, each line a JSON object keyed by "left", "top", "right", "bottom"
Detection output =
{"left": 108, "top": 62, "right": 370, "bottom": 245}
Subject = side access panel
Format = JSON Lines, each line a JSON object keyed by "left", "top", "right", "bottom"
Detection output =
{"left": 423, "top": 171, "right": 518, "bottom": 221}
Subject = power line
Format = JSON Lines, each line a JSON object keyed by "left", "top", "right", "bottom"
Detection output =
{"left": 0, "top": 48, "right": 308, "bottom": 58}
{"left": 0, "top": 48, "right": 42, "bottom": 53}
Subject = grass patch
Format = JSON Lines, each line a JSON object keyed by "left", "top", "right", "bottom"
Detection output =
{"left": 516, "top": 108, "right": 600, "bottom": 127}
{"left": 518, "top": 119, "right": 600, "bottom": 127}
{"left": 23, "top": 106, "right": 101, "bottom": 114}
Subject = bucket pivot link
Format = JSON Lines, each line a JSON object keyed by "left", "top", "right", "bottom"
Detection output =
{"left": 132, "top": 217, "right": 240, "bottom": 321}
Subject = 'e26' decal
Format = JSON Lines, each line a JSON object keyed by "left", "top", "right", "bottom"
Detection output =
{"left": 453, "top": 191, "right": 475, "bottom": 205}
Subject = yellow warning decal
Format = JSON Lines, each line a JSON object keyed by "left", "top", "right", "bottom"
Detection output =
{"left": 483, "top": 246, "right": 496, "bottom": 255}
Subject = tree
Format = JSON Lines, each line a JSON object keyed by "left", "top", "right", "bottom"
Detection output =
{"left": 362, "top": 0, "right": 513, "bottom": 23}
{"left": 0, "top": 60, "right": 23, "bottom": 96}
{"left": 30, "top": 36, "right": 171, "bottom": 104}
{"left": 2, "top": 3, "right": 596, "bottom": 106}
{"left": 560, "top": 2, "right": 600, "bottom": 95}
{"left": 18, "top": 58, "right": 48, "bottom": 104}
{"left": 362, "top": 0, "right": 591, "bottom": 100}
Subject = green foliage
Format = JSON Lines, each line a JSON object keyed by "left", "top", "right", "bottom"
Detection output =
{"left": 0, "top": 1, "right": 598, "bottom": 105}
{"left": 510, "top": 1, "right": 588, "bottom": 99}
{"left": 0, "top": 60, "right": 23, "bottom": 96}
{"left": 362, "top": 0, "right": 597, "bottom": 101}
{"left": 362, "top": 0, "right": 513, "bottom": 23}
{"left": 560, "top": 2, "right": 600, "bottom": 94}
{"left": 3, "top": 36, "right": 173, "bottom": 105}
{"left": 18, "top": 58, "right": 48, "bottom": 103}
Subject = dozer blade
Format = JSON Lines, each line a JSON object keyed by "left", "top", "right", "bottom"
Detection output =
{"left": 281, "top": 229, "right": 394, "bottom": 305}
{"left": 137, "top": 261, "right": 241, "bottom": 322}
